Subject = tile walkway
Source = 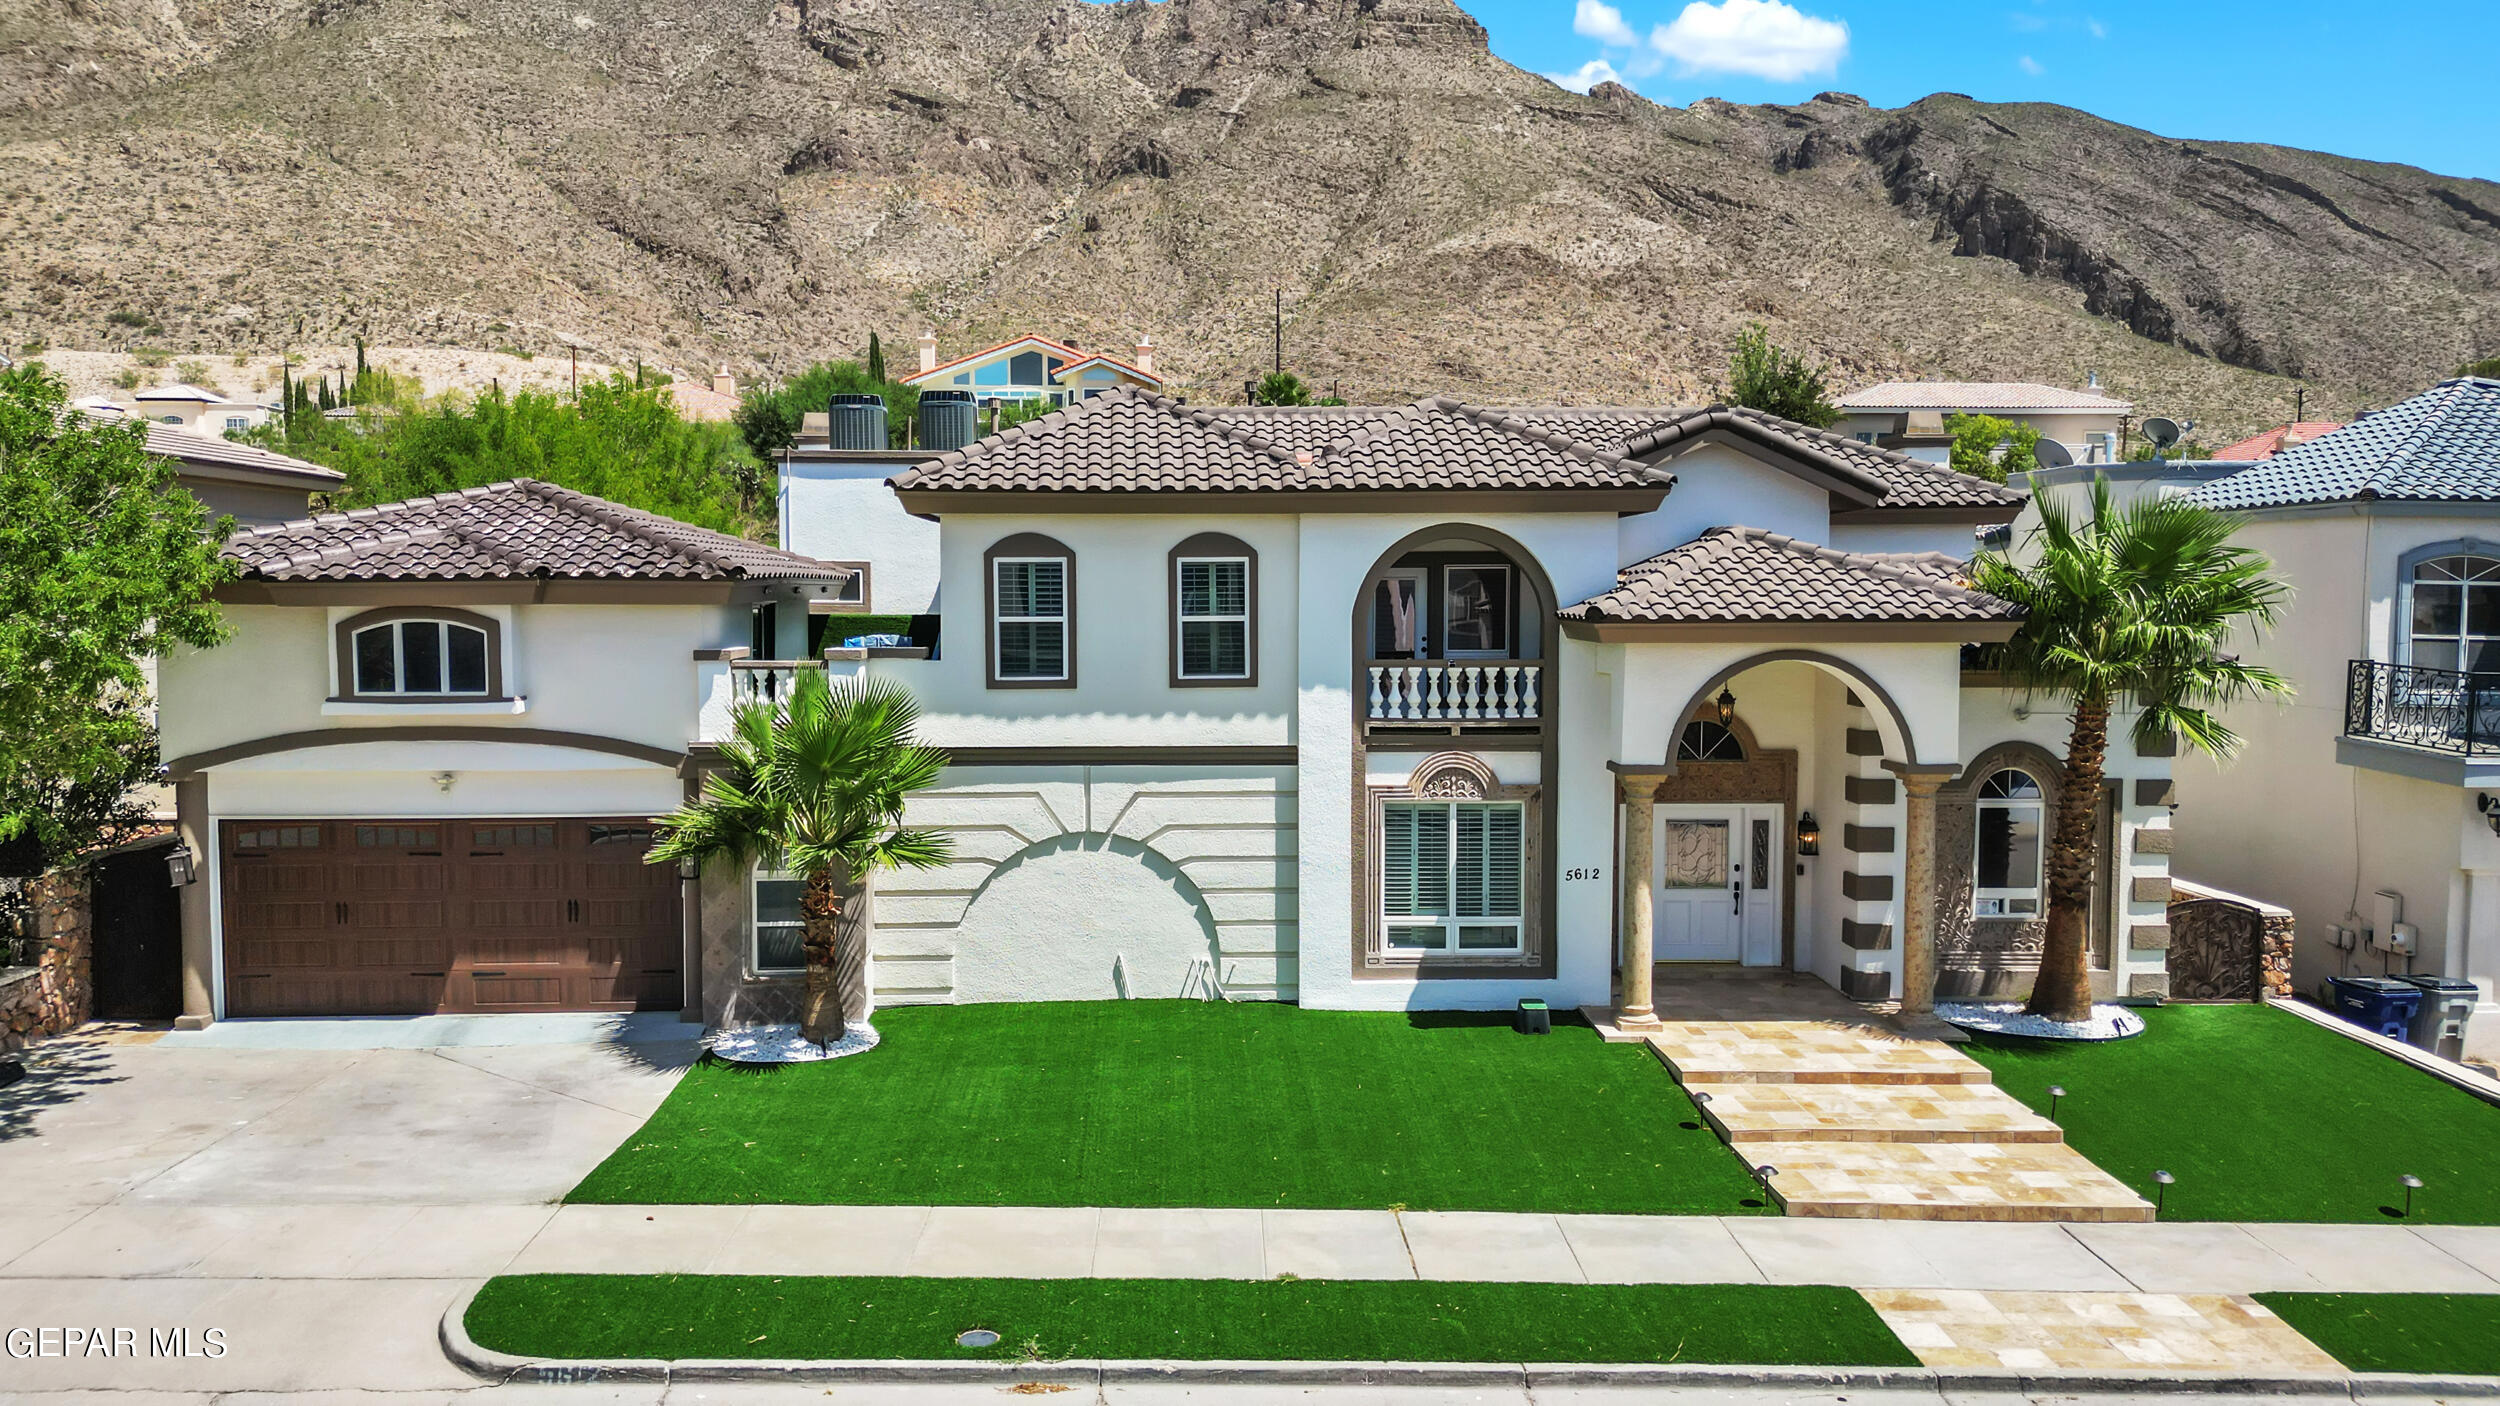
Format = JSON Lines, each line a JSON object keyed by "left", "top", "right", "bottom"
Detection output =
{"left": 1600, "top": 972, "right": 2157, "bottom": 1222}
{"left": 1863, "top": 1288, "right": 2345, "bottom": 1375}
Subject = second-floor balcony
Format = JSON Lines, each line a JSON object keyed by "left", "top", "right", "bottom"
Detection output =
{"left": 695, "top": 646, "right": 927, "bottom": 742}
{"left": 2344, "top": 658, "right": 2500, "bottom": 756}
{"left": 1367, "top": 660, "right": 1542, "bottom": 726}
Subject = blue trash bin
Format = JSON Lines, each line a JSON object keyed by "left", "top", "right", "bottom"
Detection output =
{"left": 2329, "top": 976, "right": 2422, "bottom": 1038}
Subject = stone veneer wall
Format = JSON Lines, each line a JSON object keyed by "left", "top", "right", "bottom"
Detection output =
{"left": 2164, "top": 876, "right": 2294, "bottom": 1002}
{"left": 1, "top": 867, "right": 93, "bottom": 1054}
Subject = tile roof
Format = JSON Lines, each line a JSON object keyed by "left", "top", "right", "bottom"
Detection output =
{"left": 2209, "top": 421, "right": 2349, "bottom": 462}
{"left": 894, "top": 389, "right": 2018, "bottom": 510}
{"left": 222, "top": 478, "right": 850, "bottom": 584}
{"left": 1560, "top": 526, "right": 2022, "bottom": 626}
{"left": 65, "top": 407, "right": 344, "bottom": 488}
{"left": 1837, "top": 381, "right": 2133, "bottom": 413}
{"left": 890, "top": 389, "right": 1664, "bottom": 495}
{"left": 2188, "top": 378, "right": 2500, "bottom": 511}
{"left": 134, "top": 383, "right": 238, "bottom": 404}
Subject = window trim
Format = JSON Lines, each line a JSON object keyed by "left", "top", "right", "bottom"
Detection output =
{"left": 1973, "top": 767, "right": 2046, "bottom": 918}
{"left": 984, "top": 532, "right": 1076, "bottom": 689}
{"left": 1362, "top": 751, "right": 1544, "bottom": 972}
{"left": 750, "top": 866, "right": 806, "bottom": 977}
{"left": 1168, "top": 532, "right": 1258, "bottom": 688}
{"left": 331, "top": 606, "right": 505, "bottom": 703}
{"left": 2397, "top": 540, "right": 2500, "bottom": 676}
{"left": 1380, "top": 796, "right": 1529, "bottom": 956}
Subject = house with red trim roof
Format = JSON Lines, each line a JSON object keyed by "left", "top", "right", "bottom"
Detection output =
{"left": 901, "top": 331, "right": 1164, "bottom": 407}
{"left": 2211, "top": 421, "right": 2346, "bottom": 461}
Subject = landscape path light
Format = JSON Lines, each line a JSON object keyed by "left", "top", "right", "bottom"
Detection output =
{"left": 2152, "top": 1169, "right": 2174, "bottom": 1215}
{"left": 2402, "top": 1174, "right": 2424, "bottom": 1217}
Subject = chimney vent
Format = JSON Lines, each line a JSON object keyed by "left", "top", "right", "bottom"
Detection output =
{"left": 1133, "top": 334, "right": 1156, "bottom": 378}
{"left": 917, "top": 330, "right": 939, "bottom": 376}
{"left": 711, "top": 366, "right": 735, "bottom": 398}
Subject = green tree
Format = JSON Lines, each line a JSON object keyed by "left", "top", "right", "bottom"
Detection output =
{"left": 1969, "top": 478, "right": 2292, "bottom": 1022}
{"left": 1252, "top": 370, "right": 1313, "bottom": 406}
{"left": 995, "top": 398, "right": 1057, "bottom": 431}
{"left": 866, "top": 332, "right": 886, "bottom": 385}
{"left": 1945, "top": 413, "right": 2044, "bottom": 484}
{"left": 0, "top": 365, "right": 236, "bottom": 867}
{"left": 2459, "top": 355, "right": 2500, "bottom": 379}
{"left": 1723, "top": 322, "right": 1841, "bottom": 428}
{"left": 647, "top": 672, "right": 951, "bottom": 1042}
{"left": 733, "top": 392, "right": 800, "bottom": 460}
{"left": 2125, "top": 438, "right": 2215, "bottom": 462}
{"left": 248, "top": 373, "right": 763, "bottom": 535}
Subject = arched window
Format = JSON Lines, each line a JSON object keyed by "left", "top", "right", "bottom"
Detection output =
{"left": 1675, "top": 720, "right": 1745, "bottom": 763}
{"left": 1974, "top": 768, "right": 2045, "bottom": 917}
{"left": 338, "top": 611, "right": 498, "bottom": 699}
{"left": 2408, "top": 554, "right": 2500, "bottom": 676}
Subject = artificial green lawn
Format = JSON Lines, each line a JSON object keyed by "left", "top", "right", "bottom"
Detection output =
{"left": 467, "top": 1274, "right": 1916, "bottom": 1366}
{"left": 571, "top": 1001, "right": 1767, "bottom": 1214}
{"left": 2255, "top": 1293, "right": 2500, "bottom": 1376}
{"left": 1963, "top": 1003, "right": 2500, "bottom": 1223}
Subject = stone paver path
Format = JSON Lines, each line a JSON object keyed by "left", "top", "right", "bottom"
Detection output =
{"left": 1600, "top": 974, "right": 2156, "bottom": 1222}
{"left": 1864, "top": 1288, "right": 2345, "bottom": 1375}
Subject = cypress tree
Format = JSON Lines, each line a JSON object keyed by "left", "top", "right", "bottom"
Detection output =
{"left": 866, "top": 331, "right": 885, "bottom": 384}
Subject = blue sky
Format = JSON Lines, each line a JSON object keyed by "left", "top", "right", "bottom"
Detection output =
{"left": 1470, "top": 0, "right": 2496, "bottom": 182}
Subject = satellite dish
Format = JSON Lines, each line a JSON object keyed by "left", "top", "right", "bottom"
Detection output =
{"left": 2032, "top": 438, "right": 2074, "bottom": 468}
{"left": 2141, "top": 416, "right": 2183, "bottom": 451}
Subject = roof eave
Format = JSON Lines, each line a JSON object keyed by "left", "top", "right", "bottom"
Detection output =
{"left": 1830, "top": 502, "right": 2025, "bottom": 526}
{"left": 891, "top": 485, "right": 1673, "bottom": 516}
{"left": 1559, "top": 618, "right": 2022, "bottom": 643}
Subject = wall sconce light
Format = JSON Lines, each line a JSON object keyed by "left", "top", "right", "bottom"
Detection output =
{"left": 1795, "top": 812, "right": 1821, "bottom": 856}
{"left": 1715, "top": 688, "right": 1737, "bottom": 728}
{"left": 432, "top": 770, "right": 458, "bottom": 794}
{"left": 164, "top": 842, "right": 196, "bottom": 888}
{"left": 677, "top": 856, "right": 699, "bottom": 881}
{"left": 2480, "top": 794, "right": 2500, "bottom": 838}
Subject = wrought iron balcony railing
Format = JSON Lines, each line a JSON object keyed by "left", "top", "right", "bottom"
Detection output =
{"left": 2344, "top": 658, "right": 2500, "bottom": 756}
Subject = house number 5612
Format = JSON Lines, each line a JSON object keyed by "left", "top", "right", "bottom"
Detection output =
{"left": 1563, "top": 867, "right": 1603, "bottom": 881}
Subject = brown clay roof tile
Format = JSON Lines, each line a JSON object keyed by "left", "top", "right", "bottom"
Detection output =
{"left": 1561, "top": 525, "right": 2021, "bottom": 625}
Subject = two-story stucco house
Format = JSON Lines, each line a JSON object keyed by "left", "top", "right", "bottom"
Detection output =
{"left": 710, "top": 389, "right": 2179, "bottom": 1028}
{"left": 152, "top": 389, "right": 2181, "bottom": 1031}
{"left": 902, "top": 333, "right": 1165, "bottom": 410}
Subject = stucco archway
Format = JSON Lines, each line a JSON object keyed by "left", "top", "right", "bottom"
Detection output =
{"left": 948, "top": 833, "right": 1224, "bottom": 1002}
{"left": 1659, "top": 649, "right": 1921, "bottom": 772}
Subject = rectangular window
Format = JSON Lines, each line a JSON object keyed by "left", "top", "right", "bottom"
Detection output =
{"left": 995, "top": 558, "right": 1068, "bottom": 680}
{"left": 1177, "top": 557, "right": 1249, "bottom": 679}
{"left": 1382, "top": 800, "right": 1525, "bottom": 954}
{"left": 752, "top": 869, "right": 806, "bottom": 974}
{"left": 1443, "top": 564, "right": 1512, "bottom": 657}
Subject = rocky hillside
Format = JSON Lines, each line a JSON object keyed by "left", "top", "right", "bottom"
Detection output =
{"left": 6, "top": 0, "right": 2496, "bottom": 436}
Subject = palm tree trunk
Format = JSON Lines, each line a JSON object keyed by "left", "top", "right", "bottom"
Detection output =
{"left": 2027, "top": 695, "right": 2108, "bottom": 1022}
{"left": 796, "top": 865, "right": 871, "bottom": 1044}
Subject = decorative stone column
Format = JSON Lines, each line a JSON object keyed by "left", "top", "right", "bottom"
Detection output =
{"left": 1896, "top": 768, "right": 1951, "bottom": 1016}
{"left": 1618, "top": 777, "right": 1661, "bottom": 1030}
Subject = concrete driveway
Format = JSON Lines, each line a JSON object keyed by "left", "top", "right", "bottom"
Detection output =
{"left": 0, "top": 1018, "right": 694, "bottom": 1394}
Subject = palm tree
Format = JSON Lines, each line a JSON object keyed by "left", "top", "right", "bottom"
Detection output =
{"left": 1970, "top": 477, "right": 2292, "bottom": 1022}
{"left": 648, "top": 669, "right": 951, "bottom": 1043}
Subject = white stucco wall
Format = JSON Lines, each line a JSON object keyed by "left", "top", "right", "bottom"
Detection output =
{"left": 876, "top": 765, "right": 1299, "bottom": 1005}
{"left": 780, "top": 455, "right": 942, "bottom": 613}
{"left": 1619, "top": 443, "right": 1831, "bottom": 563}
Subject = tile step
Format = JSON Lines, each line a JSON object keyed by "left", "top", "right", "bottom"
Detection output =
{"left": 1644, "top": 1022, "right": 1993, "bottom": 1086}
{"left": 1743, "top": 1139, "right": 2156, "bottom": 1224}
{"left": 1687, "top": 1081, "right": 2064, "bottom": 1144}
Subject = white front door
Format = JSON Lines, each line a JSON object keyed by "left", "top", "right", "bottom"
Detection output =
{"left": 1655, "top": 804, "right": 1783, "bottom": 965}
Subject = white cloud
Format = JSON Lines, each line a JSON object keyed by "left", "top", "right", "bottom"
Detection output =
{"left": 1547, "top": 57, "right": 1628, "bottom": 92}
{"left": 1574, "top": 0, "right": 1642, "bottom": 48}
{"left": 2017, "top": 53, "right": 2045, "bottom": 75}
{"left": 1648, "top": 0, "right": 1850, "bottom": 82}
{"left": 2086, "top": 16, "right": 2107, "bottom": 38}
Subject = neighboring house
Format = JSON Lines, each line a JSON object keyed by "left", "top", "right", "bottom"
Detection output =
{"left": 662, "top": 370, "right": 742, "bottom": 424}
{"left": 140, "top": 421, "right": 345, "bottom": 527}
{"left": 726, "top": 388, "right": 2178, "bottom": 1027}
{"left": 1835, "top": 380, "right": 2134, "bottom": 468}
{"left": 2212, "top": 421, "right": 2346, "bottom": 461}
{"left": 153, "top": 480, "right": 858, "bottom": 1026}
{"left": 902, "top": 332, "right": 1164, "bottom": 408}
{"left": 2133, "top": 376, "right": 2500, "bottom": 1060}
{"left": 131, "top": 383, "right": 277, "bottom": 437}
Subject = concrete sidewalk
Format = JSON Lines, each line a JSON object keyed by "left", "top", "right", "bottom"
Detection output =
{"left": 13, "top": 1199, "right": 2500, "bottom": 1295}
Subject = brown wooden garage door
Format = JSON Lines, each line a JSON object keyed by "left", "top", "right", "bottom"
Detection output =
{"left": 219, "top": 818, "right": 682, "bottom": 1016}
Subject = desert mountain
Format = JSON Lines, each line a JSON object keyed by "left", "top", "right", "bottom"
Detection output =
{"left": 7, "top": 0, "right": 2497, "bottom": 435}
